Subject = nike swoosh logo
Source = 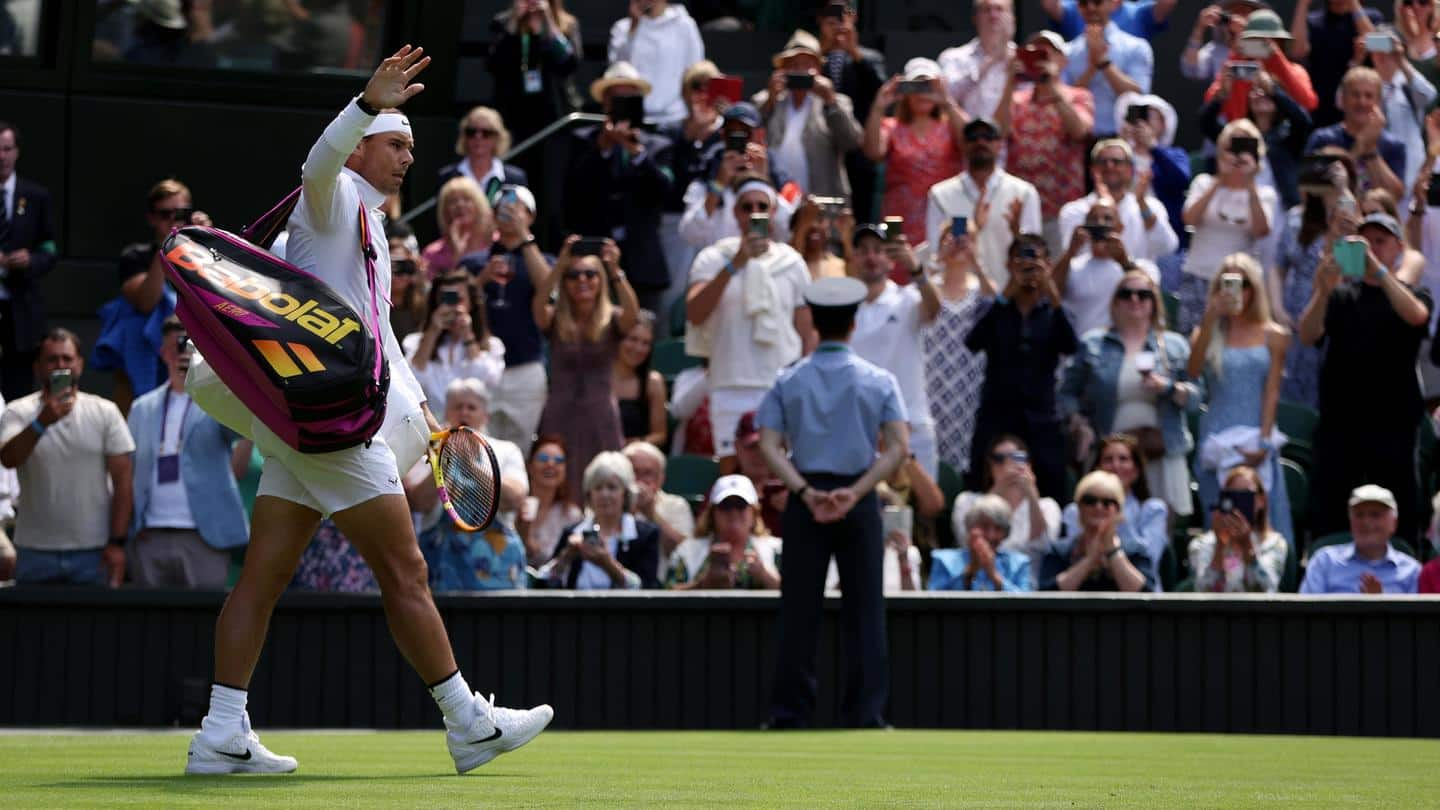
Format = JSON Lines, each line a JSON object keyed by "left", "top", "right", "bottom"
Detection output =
{"left": 217, "top": 749, "right": 253, "bottom": 761}
{"left": 467, "top": 728, "right": 502, "bottom": 745}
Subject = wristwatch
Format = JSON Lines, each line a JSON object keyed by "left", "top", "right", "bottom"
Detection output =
{"left": 1104, "top": 545, "right": 1124, "bottom": 560}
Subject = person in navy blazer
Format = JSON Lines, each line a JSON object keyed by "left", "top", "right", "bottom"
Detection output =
{"left": 0, "top": 121, "right": 58, "bottom": 400}
{"left": 127, "top": 318, "right": 249, "bottom": 588}
{"left": 436, "top": 106, "right": 530, "bottom": 201}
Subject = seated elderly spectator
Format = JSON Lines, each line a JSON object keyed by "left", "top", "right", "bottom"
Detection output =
{"left": 1203, "top": 9, "right": 1319, "bottom": 120}
{"left": 666, "top": 474, "right": 781, "bottom": 590}
{"left": 386, "top": 221, "right": 429, "bottom": 340}
{"left": 1189, "top": 465, "right": 1287, "bottom": 593}
{"left": 1060, "top": 271, "right": 1198, "bottom": 520}
{"left": 1040, "top": 471, "right": 1153, "bottom": 592}
{"left": 1062, "top": 435, "right": 1168, "bottom": 590}
{"left": 437, "top": 105, "right": 529, "bottom": 198}
{"left": 1178, "top": 120, "right": 1277, "bottom": 334}
{"left": 1054, "top": 200, "right": 1162, "bottom": 336}
{"left": 485, "top": 0, "right": 579, "bottom": 196}
{"left": 1182, "top": 1, "right": 1265, "bottom": 85}
{"left": 862, "top": 59, "right": 967, "bottom": 247}
{"left": 534, "top": 236, "right": 640, "bottom": 497}
{"left": 564, "top": 62, "right": 676, "bottom": 312}
{"left": 127, "top": 317, "right": 248, "bottom": 589}
{"left": 516, "top": 435, "right": 582, "bottom": 569}
{"left": 98, "top": 178, "right": 209, "bottom": 413}
{"left": 470, "top": 183, "right": 551, "bottom": 453}
{"left": 1290, "top": 0, "right": 1383, "bottom": 127}
{"left": 403, "top": 272, "right": 504, "bottom": 413}
{"left": 411, "top": 379, "right": 529, "bottom": 593}
{"left": 939, "top": 0, "right": 1016, "bottom": 122}
{"left": 1300, "top": 212, "right": 1432, "bottom": 541}
{"left": 788, "top": 196, "right": 851, "bottom": 281}
{"left": 754, "top": 30, "right": 863, "bottom": 202}
{"left": 1058, "top": 138, "right": 1177, "bottom": 268}
{"left": 931, "top": 493, "right": 1031, "bottom": 592}
{"left": 1060, "top": 0, "right": 1154, "bottom": 139}
{"left": 734, "top": 411, "right": 787, "bottom": 537}
{"left": 815, "top": 1, "right": 887, "bottom": 221}
{"left": 679, "top": 102, "right": 795, "bottom": 250}
{"left": 952, "top": 434, "right": 1061, "bottom": 584}
{"left": 927, "top": 118, "right": 1042, "bottom": 287}
{"left": 686, "top": 176, "right": 813, "bottom": 465}
{"left": 423, "top": 177, "right": 494, "bottom": 279}
{"left": 1198, "top": 69, "right": 1313, "bottom": 217}
{"left": 0, "top": 329, "right": 134, "bottom": 586}
{"left": 614, "top": 311, "right": 667, "bottom": 447}
{"left": 622, "top": 440, "right": 696, "bottom": 579}
{"left": 1304, "top": 66, "right": 1405, "bottom": 200}
{"left": 998, "top": 31, "right": 1094, "bottom": 254}
{"left": 1302, "top": 485, "right": 1421, "bottom": 593}
{"left": 608, "top": 0, "right": 704, "bottom": 126}
{"left": 543, "top": 451, "right": 660, "bottom": 589}
{"left": 1114, "top": 93, "right": 1190, "bottom": 245}
{"left": 964, "top": 235, "right": 1077, "bottom": 499}
{"left": 1042, "top": 0, "right": 1177, "bottom": 41}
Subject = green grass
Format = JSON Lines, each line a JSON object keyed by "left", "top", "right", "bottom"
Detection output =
{"left": 4, "top": 730, "right": 1437, "bottom": 808}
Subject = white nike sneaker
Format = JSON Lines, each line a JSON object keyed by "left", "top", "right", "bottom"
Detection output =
{"left": 185, "top": 723, "right": 298, "bottom": 775}
{"left": 446, "top": 692, "right": 554, "bottom": 774}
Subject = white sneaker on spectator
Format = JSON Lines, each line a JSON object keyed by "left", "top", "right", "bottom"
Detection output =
{"left": 446, "top": 692, "right": 554, "bottom": 774}
{"left": 185, "top": 718, "right": 298, "bottom": 775}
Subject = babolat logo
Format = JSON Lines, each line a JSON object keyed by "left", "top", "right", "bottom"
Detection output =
{"left": 253, "top": 339, "right": 327, "bottom": 378}
{"left": 166, "top": 241, "right": 363, "bottom": 347}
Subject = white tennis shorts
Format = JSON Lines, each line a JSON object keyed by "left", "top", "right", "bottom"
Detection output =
{"left": 709, "top": 386, "right": 769, "bottom": 457}
{"left": 253, "top": 408, "right": 429, "bottom": 517}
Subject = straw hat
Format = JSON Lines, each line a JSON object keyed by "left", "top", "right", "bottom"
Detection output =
{"left": 589, "top": 61, "right": 653, "bottom": 103}
{"left": 771, "top": 30, "right": 822, "bottom": 68}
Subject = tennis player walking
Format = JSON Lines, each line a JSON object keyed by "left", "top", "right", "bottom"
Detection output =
{"left": 185, "top": 46, "right": 552, "bottom": 776}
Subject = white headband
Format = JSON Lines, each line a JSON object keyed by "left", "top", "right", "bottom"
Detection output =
{"left": 735, "top": 180, "right": 777, "bottom": 206}
{"left": 364, "top": 112, "right": 413, "bottom": 139}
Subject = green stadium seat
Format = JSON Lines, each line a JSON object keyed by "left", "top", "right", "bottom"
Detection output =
{"left": 665, "top": 454, "right": 720, "bottom": 510}
{"left": 1163, "top": 292, "right": 1180, "bottom": 332}
{"left": 669, "top": 295, "right": 688, "bottom": 338}
{"left": 934, "top": 461, "right": 964, "bottom": 549}
{"left": 652, "top": 337, "right": 702, "bottom": 382}
{"left": 1171, "top": 576, "right": 1195, "bottom": 592}
{"left": 1277, "top": 400, "right": 1319, "bottom": 468}
{"left": 1281, "top": 458, "right": 1308, "bottom": 544}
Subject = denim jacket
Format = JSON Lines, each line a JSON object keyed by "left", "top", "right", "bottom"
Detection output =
{"left": 1059, "top": 328, "right": 1203, "bottom": 455}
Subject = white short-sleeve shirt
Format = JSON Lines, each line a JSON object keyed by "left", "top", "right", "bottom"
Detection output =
{"left": 688, "top": 238, "right": 810, "bottom": 390}
{"left": 851, "top": 280, "right": 932, "bottom": 428}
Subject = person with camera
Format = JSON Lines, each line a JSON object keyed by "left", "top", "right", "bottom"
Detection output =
{"left": 1053, "top": 201, "right": 1161, "bottom": 337}
{"left": 1183, "top": 2, "right": 1263, "bottom": 84}
{"left": 1188, "top": 465, "right": 1287, "bottom": 593}
{"left": 1201, "top": 9, "right": 1319, "bottom": 121}
{"left": 754, "top": 30, "right": 862, "bottom": 202}
{"left": 1059, "top": 0, "right": 1152, "bottom": 138}
{"left": 1354, "top": 25, "right": 1436, "bottom": 193}
{"left": 930, "top": 492, "right": 1031, "bottom": 592}
{"left": 815, "top": 1, "right": 887, "bottom": 222}
{"left": 403, "top": 272, "right": 505, "bottom": 415}
{"left": 1290, "top": 0, "right": 1383, "bottom": 127}
{"left": 1040, "top": 470, "right": 1151, "bottom": 591}
{"left": 1304, "top": 66, "right": 1405, "bottom": 201}
{"left": 1299, "top": 212, "right": 1431, "bottom": 542}
{"left": 533, "top": 234, "right": 640, "bottom": 499}
{"left": 1060, "top": 270, "right": 1198, "bottom": 522}
{"left": 665, "top": 474, "right": 780, "bottom": 591}
{"left": 1301, "top": 484, "right": 1420, "bottom": 593}
{"left": 963, "top": 234, "right": 1077, "bottom": 501}
{"left": 787, "top": 195, "right": 852, "bottom": 281}
{"left": 950, "top": 434, "right": 1061, "bottom": 588}
{"left": 1199, "top": 67, "right": 1313, "bottom": 222}
{"left": 126, "top": 317, "right": 249, "bottom": 589}
{"left": 563, "top": 62, "right": 675, "bottom": 313}
{"left": 385, "top": 221, "right": 429, "bottom": 340}
{"left": 543, "top": 451, "right": 660, "bottom": 589}
{"left": 0, "top": 329, "right": 134, "bottom": 586}
{"left": 678, "top": 102, "right": 794, "bottom": 250}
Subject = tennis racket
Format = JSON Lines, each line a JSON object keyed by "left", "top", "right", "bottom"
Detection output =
{"left": 428, "top": 426, "right": 502, "bottom": 532}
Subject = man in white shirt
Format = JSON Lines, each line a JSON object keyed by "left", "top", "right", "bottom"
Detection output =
{"left": 607, "top": 0, "right": 704, "bottom": 125}
{"left": 938, "top": 0, "right": 1016, "bottom": 120}
{"left": 1058, "top": 138, "right": 1177, "bottom": 264}
{"left": 0, "top": 329, "right": 134, "bottom": 586}
{"left": 1053, "top": 200, "right": 1162, "bottom": 336}
{"left": 184, "top": 47, "right": 551, "bottom": 778}
{"left": 686, "top": 176, "right": 814, "bottom": 465}
{"left": 847, "top": 225, "right": 941, "bottom": 477}
{"left": 925, "top": 118, "right": 1042, "bottom": 287}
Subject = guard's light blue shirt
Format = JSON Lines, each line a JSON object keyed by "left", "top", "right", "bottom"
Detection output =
{"left": 1062, "top": 22, "right": 1154, "bottom": 137}
{"left": 756, "top": 342, "right": 907, "bottom": 476}
{"left": 1300, "top": 542, "right": 1421, "bottom": 594}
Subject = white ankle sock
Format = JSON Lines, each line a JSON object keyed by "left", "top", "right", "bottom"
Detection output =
{"left": 200, "top": 683, "right": 248, "bottom": 741}
{"left": 429, "top": 671, "right": 480, "bottom": 729}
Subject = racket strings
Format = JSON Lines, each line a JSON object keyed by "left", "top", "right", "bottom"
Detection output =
{"left": 440, "top": 431, "right": 499, "bottom": 529}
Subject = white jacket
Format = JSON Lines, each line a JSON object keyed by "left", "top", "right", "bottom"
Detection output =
{"left": 608, "top": 5, "right": 704, "bottom": 125}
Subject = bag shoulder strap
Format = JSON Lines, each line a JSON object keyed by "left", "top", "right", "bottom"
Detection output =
{"left": 355, "top": 202, "right": 387, "bottom": 384}
{"left": 241, "top": 186, "right": 303, "bottom": 249}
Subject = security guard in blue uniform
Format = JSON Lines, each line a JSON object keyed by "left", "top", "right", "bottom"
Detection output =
{"left": 757, "top": 272, "right": 909, "bottom": 729}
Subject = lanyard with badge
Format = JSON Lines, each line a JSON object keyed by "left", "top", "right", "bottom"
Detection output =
{"left": 521, "top": 34, "right": 543, "bottom": 95}
{"left": 158, "top": 391, "right": 191, "bottom": 484}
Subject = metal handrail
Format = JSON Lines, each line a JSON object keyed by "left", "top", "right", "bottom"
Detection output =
{"left": 400, "top": 112, "right": 607, "bottom": 225}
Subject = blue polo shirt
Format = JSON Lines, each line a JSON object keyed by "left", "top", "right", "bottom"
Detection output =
{"left": 1049, "top": 1, "right": 1170, "bottom": 41}
{"left": 1300, "top": 542, "right": 1420, "bottom": 594}
{"left": 1062, "top": 22, "right": 1153, "bottom": 137}
{"left": 928, "top": 548, "right": 1032, "bottom": 592}
{"left": 756, "top": 342, "right": 906, "bottom": 476}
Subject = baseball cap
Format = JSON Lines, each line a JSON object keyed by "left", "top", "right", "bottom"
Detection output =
{"left": 735, "top": 411, "right": 762, "bottom": 448}
{"left": 1349, "top": 484, "right": 1398, "bottom": 512}
{"left": 1358, "top": 212, "right": 1402, "bottom": 239}
{"left": 1026, "top": 31, "right": 1067, "bottom": 52}
{"left": 709, "top": 474, "right": 759, "bottom": 507}
{"left": 851, "top": 223, "right": 887, "bottom": 246}
{"left": 498, "top": 184, "right": 537, "bottom": 214}
{"left": 723, "top": 101, "right": 762, "bottom": 129}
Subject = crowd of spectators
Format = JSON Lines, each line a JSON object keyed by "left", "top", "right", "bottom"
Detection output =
{"left": 5, "top": 0, "right": 1440, "bottom": 597}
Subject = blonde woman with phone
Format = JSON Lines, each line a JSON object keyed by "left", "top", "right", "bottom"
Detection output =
{"left": 1186, "top": 252, "right": 1293, "bottom": 546}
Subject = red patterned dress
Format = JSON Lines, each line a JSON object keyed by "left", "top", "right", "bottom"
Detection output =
{"left": 879, "top": 117, "right": 964, "bottom": 246}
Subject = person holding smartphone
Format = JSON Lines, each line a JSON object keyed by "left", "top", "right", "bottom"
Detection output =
{"left": 1188, "top": 466, "right": 1287, "bottom": 592}
{"left": 402, "top": 273, "right": 505, "bottom": 415}
{"left": 1303, "top": 66, "right": 1406, "bottom": 201}
{"left": 950, "top": 434, "right": 1062, "bottom": 588}
{"left": 1355, "top": 25, "right": 1437, "bottom": 193}
{"left": 1200, "top": 9, "right": 1319, "bottom": 122}
{"left": 756, "top": 30, "right": 862, "bottom": 202}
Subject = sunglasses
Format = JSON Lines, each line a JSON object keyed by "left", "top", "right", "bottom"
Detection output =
{"left": 392, "top": 259, "right": 418, "bottom": 277}
{"left": 534, "top": 452, "right": 566, "bottom": 464}
{"left": 464, "top": 127, "right": 499, "bottom": 139}
{"left": 1114, "top": 287, "right": 1155, "bottom": 302}
{"left": 688, "top": 79, "right": 710, "bottom": 92}
{"left": 1078, "top": 494, "right": 1120, "bottom": 509}
{"left": 155, "top": 207, "right": 193, "bottom": 222}
{"left": 738, "top": 201, "right": 771, "bottom": 214}
{"left": 564, "top": 269, "right": 600, "bottom": 281}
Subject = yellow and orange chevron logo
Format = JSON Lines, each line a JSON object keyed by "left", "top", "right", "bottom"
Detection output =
{"left": 254, "top": 340, "right": 327, "bottom": 378}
